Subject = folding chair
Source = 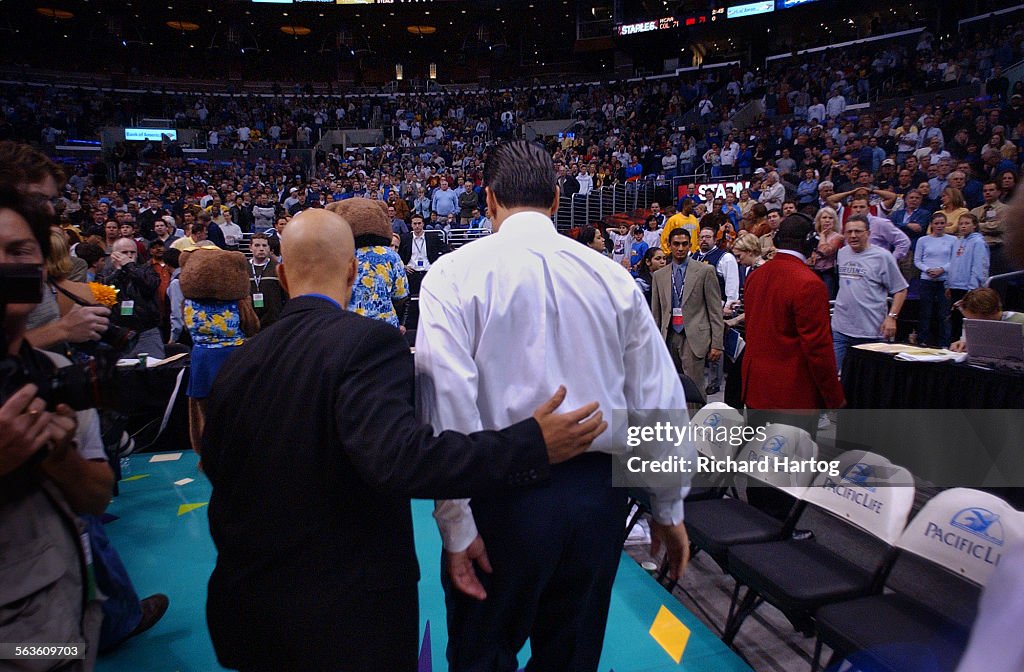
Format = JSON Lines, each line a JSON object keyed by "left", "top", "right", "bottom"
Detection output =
{"left": 813, "top": 488, "right": 1024, "bottom": 672}
{"left": 684, "top": 423, "right": 820, "bottom": 575}
{"left": 722, "top": 452, "right": 915, "bottom": 648}
{"left": 649, "top": 403, "right": 747, "bottom": 587}
{"left": 686, "top": 402, "right": 747, "bottom": 503}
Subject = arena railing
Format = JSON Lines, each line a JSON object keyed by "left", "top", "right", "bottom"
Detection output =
{"left": 763, "top": 27, "right": 927, "bottom": 68}
{"left": 445, "top": 228, "right": 491, "bottom": 250}
{"left": 959, "top": 3, "right": 1024, "bottom": 28}
{"left": 0, "top": 63, "right": 734, "bottom": 101}
{"left": 552, "top": 181, "right": 657, "bottom": 234}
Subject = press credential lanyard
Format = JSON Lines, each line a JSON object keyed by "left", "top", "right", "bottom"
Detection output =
{"left": 252, "top": 260, "right": 268, "bottom": 308}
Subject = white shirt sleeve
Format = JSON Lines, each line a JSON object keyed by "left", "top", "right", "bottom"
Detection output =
{"left": 622, "top": 290, "right": 691, "bottom": 524}
{"left": 719, "top": 252, "right": 740, "bottom": 303}
{"left": 75, "top": 408, "right": 106, "bottom": 461}
{"left": 415, "top": 261, "right": 483, "bottom": 553}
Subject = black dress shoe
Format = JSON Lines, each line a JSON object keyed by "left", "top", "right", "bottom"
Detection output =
{"left": 125, "top": 594, "right": 169, "bottom": 640}
{"left": 791, "top": 529, "right": 815, "bottom": 541}
{"left": 705, "top": 384, "right": 721, "bottom": 396}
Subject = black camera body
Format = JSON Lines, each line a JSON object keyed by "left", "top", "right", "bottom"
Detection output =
{"left": 0, "top": 352, "right": 116, "bottom": 412}
{"left": 0, "top": 263, "right": 125, "bottom": 412}
{"left": 0, "top": 263, "right": 43, "bottom": 304}
{"left": 100, "top": 323, "right": 137, "bottom": 352}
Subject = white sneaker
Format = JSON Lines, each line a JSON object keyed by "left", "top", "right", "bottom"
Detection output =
{"left": 817, "top": 413, "right": 831, "bottom": 430}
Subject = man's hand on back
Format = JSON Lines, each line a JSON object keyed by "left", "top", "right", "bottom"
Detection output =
{"left": 532, "top": 386, "right": 606, "bottom": 464}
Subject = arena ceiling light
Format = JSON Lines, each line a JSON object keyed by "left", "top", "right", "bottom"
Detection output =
{"left": 36, "top": 7, "right": 74, "bottom": 20}
{"left": 280, "top": 25, "right": 312, "bottom": 36}
{"left": 407, "top": 25, "right": 436, "bottom": 36}
{"left": 166, "top": 21, "right": 200, "bottom": 31}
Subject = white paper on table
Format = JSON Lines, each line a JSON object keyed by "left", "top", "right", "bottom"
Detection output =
{"left": 149, "top": 453, "right": 183, "bottom": 463}
{"left": 116, "top": 352, "right": 188, "bottom": 368}
{"left": 893, "top": 350, "right": 968, "bottom": 363}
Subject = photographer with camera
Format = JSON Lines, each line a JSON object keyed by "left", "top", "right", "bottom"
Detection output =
{"left": 25, "top": 300, "right": 111, "bottom": 351}
{"left": 0, "top": 187, "right": 110, "bottom": 669}
{"left": 0, "top": 141, "right": 113, "bottom": 354}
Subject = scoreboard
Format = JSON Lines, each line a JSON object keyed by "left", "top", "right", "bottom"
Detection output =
{"left": 615, "top": 0, "right": 828, "bottom": 36}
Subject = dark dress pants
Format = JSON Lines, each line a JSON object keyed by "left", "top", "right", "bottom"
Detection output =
{"left": 918, "top": 279, "right": 950, "bottom": 347}
{"left": 443, "top": 452, "right": 628, "bottom": 672}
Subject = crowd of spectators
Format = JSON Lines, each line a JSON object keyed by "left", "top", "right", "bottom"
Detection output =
{"left": 3, "top": 20, "right": 1022, "bottom": 196}
{"left": 10, "top": 9, "right": 1024, "bottom": 366}
{"left": 0, "top": 72, "right": 725, "bottom": 151}
{"left": 695, "top": 19, "right": 1024, "bottom": 136}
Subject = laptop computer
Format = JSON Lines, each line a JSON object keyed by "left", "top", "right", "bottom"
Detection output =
{"left": 964, "top": 318, "right": 1024, "bottom": 371}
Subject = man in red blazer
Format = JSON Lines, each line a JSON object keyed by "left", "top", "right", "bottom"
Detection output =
{"left": 741, "top": 214, "right": 846, "bottom": 523}
{"left": 742, "top": 214, "right": 846, "bottom": 434}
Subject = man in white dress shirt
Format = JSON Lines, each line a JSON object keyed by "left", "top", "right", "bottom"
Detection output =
{"left": 416, "top": 141, "right": 692, "bottom": 671}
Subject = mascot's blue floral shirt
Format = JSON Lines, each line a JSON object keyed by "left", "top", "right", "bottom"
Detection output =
{"left": 184, "top": 299, "right": 245, "bottom": 347}
{"left": 348, "top": 246, "right": 409, "bottom": 327}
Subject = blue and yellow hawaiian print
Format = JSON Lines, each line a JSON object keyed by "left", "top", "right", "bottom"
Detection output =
{"left": 184, "top": 299, "right": 246, "bottom": 348}
{"left": 348, "top": 245, "right": 409, "bottom": 327}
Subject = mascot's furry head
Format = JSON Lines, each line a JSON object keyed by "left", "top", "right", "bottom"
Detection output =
{"left": 180, "top": 248, "right": 251, "bottom": 301}
{"left": 326, "top": 199, "right": 393, "bottom": 248}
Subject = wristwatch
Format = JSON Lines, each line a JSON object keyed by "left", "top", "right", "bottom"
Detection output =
{"left": 887, "top": 313, "right": 899, "bottom": 318}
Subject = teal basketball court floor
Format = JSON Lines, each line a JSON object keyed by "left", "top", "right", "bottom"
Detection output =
{"left": 97, "top": 451, "right": 751, "bottom": 672}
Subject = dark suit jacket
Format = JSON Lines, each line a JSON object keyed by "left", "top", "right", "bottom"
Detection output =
{"left": 890, "top": 207, "right": 931, "bottom": 241}
{"left": 650, "top": 259, "right": 724, "bottom": 356}
{"left": 741, "top": 252, "right": 845, "bottom": 410}
{"left": 248, "top": 259, "right": 287, "bottom": 328}
{"left": 136, "top": 208, "right": 165, "bottom": 240}
{"left": 398, "top": 231, "right": 447, "bottom": 265}
{"left": 202, "top": 297, "right": 548, "bottom": 670}
{"left": 558, "top": 174, "right": 580, "bottom": 197}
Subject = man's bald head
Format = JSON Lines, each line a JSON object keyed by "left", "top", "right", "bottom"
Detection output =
{"left": 278, "top": 209, "right": 357, "bottom": 305}
{"left": 112, "top": 238, "right": 137, "bottom": 255}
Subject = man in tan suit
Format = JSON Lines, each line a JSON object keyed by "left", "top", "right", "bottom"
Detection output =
{"left": 651, "top": 227, "right": 725, "bottom": 386}
{"left": 970, "top": 180, "right": 1010, "bottom": 275}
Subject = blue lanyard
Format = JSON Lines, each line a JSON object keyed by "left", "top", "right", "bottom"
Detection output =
{"left": 672, "top": 261, "right": 687, "bottom": 305}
